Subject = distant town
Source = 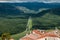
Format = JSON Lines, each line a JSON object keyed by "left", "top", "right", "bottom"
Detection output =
{"left": 20, "top": 29, "right": 60, "bottom": 40}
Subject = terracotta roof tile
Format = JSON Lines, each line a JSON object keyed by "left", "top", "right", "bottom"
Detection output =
{"left": 38, "top": 33, "right": 58, "bottom": 38}
{"left": 28, "top": 34, "right": 39, "bottom": 40}
{"left": 32, "top": 30, "right": 43, "bottom": 35}
{"left": 20, "top": 37, "right": 34, "bottom": 40}
{"left": 20, "top": 30, "right": 60, "bottom": 40}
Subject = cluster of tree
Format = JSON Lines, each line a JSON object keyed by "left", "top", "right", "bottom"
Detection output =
{"left": 0, "top": 18, "right": 27, "bottom": 36}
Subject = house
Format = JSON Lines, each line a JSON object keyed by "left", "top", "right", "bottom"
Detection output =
{"left": 37, "top": 33, "right": 60, "bottom": 40}
{"left": 20, "top": 30, "right": 42, "bottom": 40}
{"left": 20, "top": 30, "right": 60, "bottom": 40}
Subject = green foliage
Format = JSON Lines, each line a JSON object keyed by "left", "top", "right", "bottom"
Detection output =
{"left": 1, "top": 33, "right": 11, "bottom": 40}
{"left": 0, "top": 18, "right": 27, "bottom": 35}
{"left": 32, "top": 13, "right": 60, "bottom": 30}
{"left": 0, "top": 12, "right": 60, "bottom": 35}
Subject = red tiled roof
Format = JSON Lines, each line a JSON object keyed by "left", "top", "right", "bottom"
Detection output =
{"left": 32, "top": 30, "right": 43, "bottom": 35}
{"left": 20, "top": 37, "right": 34, "bottom": 40}
{"left": 20, "top": 30, "right": 59, "bottom": 40}
{"left": 39, "top": 33, "right": 58, "bottom": 38}
{"left": 28, "top": 34, "right": 39, "bottom": 40}
{"left": 32, "top": 30, "right": 58, "bottom": 39}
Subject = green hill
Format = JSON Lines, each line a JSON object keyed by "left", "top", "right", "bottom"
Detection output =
{"left": 32, "top": 13, "right": 60, "bottom": 30}
{"left": 0, "top": 7, "right": 60, "bottom": 40}
{"left": 0, "top": 8, "right": 60, "bottom": 34}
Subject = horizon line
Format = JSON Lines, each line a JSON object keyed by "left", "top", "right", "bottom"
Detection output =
{"left": 0, "top": 1, "right": 60, "bottom": 3}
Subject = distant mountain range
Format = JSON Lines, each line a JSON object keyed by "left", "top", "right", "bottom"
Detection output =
{"left": 0, "top": 2, "right": 60, "bottom": 10}
{"left": 0, "top": 2, "right": 60, "bottom": 17}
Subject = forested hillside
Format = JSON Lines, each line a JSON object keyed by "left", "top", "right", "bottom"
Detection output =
{"left": 0, "top": 3, "right": 60, "bottom": 36}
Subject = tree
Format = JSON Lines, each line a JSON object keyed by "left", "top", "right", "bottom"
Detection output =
{"left": 1, "top": 33, "right": 11, "bottom": 40}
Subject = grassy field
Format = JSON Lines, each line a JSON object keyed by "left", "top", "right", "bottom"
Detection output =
{"left": 12, "top": 31, "right": 26, "bottom": 40}
{"left": 0, "top": 31, "right": 27, "bottom": 40}
{"left": 0, "top": 30, "right": 32, "bottom": 40}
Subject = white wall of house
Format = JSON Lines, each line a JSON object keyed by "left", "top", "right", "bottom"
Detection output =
{"left": 47, "top": 37, "right": 60, "bottom": 40}
{"left": 37, "top": 38, "right": 45, "bottom": 40}
{"left": 37, "top": 37, "right": 60, "bottom": 40}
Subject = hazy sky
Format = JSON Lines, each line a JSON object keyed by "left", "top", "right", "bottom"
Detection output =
{"left": 0, "top": 0, "right": 60, "bottom": 3}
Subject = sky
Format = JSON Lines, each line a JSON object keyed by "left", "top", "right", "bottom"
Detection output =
{"left": 0, "top": 0, "right": 60, "bottom": 3}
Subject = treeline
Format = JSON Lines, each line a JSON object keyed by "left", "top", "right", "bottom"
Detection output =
{"left": 0, "top": 18, "right": 27, "bottom": 36}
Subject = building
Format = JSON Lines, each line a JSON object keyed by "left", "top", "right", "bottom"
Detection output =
{"left": 37, "top": 33, "right": 60, "bottom": 40}
{"left": 20, "top": 30, "right": 60, "bottom": 40}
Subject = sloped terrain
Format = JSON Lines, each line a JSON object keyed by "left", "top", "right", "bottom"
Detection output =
{"left": 0, "top": 3, "right": 60, "bottom": 39}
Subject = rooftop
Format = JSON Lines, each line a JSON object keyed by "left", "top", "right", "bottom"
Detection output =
{"left": 20, "top": 30, "right": 60, "bottom": 40}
